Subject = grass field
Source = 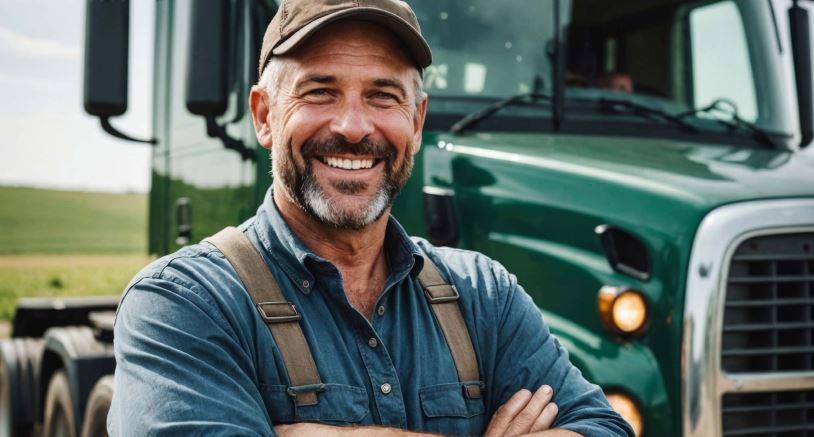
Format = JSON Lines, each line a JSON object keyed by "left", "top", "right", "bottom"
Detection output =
{"left": 0, "top": 186, "right": 148, "bottom": 254}
{"left": 0, "top": 186, "right": 152, "bottom": 321}
{"left": 0, "top": 254, "right": 153, "bottom": 320}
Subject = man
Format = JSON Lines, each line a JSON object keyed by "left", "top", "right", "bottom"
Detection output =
{"left": 109, "top": 1, "right": 633, "bottom": 436}
{"left": 599, "top": 72, "right": 635, "bottom": 93}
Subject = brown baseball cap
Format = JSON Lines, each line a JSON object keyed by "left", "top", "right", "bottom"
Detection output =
{"left": 259, "top": 0, "right": 432, "bottom": 75}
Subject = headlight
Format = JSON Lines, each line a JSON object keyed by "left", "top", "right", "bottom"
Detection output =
{"left": 598, "top": 286, "right": 648, "bottom": 335}
{"left": 606, "top": 392, "right": 644, "bottom": 437}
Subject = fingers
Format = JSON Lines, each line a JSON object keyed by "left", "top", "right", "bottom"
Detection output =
{"left": 530, "top": 401, "right": 558, "bottom": 433}
{"left": 503, "top": 385, "right": 554, "bottom": 436}
{"left": 483, "top": 389, "right": 533, "bottom": 437}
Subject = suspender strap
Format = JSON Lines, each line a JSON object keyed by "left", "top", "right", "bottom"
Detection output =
{"left": 204, "top": 227, "right": 323, "bottom": 406}
{"left": 418, "top": 256, "right": 483, "bottom": 399}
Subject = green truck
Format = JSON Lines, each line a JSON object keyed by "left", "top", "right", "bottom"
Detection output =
{"left": 3, "top": 0, "right": 814, "bottom": 436}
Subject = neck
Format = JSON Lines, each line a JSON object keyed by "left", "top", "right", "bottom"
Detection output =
{"left": 272, "top": 186, "right": 389, "bottom": 279}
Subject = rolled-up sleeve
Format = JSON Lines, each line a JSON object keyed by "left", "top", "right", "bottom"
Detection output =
{"left": 108, "top": 275, "right": 274, "bottom": 437}
{"left": 490, "top": 274, "right": 634, "bottom": 437}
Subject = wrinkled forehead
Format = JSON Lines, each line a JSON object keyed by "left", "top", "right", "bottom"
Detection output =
{"left": 286, "top": 21, "right": 417, "bottom": 80}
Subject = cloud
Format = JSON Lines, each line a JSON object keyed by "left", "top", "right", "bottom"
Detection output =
{"left": 0, "top": 24, "right": 80, "bottom": 60}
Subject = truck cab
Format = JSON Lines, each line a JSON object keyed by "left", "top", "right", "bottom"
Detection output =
{"left": 3, "top": 1, "right": 812, "bottom": 436}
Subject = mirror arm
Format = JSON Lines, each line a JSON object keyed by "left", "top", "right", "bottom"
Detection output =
{"left": 204, "top": 115, "right": 255, "bottom": 161}
{"left": 99, "top": 116, "right": 157, "bottom": 145}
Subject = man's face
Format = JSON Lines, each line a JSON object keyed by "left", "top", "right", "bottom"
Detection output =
{"left": 253, "top": 21, "right": 427, "bottom": 230}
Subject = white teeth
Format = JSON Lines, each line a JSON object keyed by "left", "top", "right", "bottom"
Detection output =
{"left": 323, "top": 157, "right": 375, "bottom": 170}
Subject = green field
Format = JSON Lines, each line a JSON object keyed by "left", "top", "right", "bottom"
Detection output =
{"left": 0, "top": 254, "right": 153, "bottom": 320}
{"left": 0, "top": 187, "right": 152, "bottom": 321}
{"left": 0, "top": 186, "right": 148, "bottom": 254}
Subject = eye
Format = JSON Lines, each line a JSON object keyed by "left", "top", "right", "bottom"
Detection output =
{"left": 371, "top": 91, "right": 399, "bottom": 101}
{"left": 305, "top": 88, "right": 330, "bottom": 96}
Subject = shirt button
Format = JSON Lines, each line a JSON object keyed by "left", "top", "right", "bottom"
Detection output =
{"left": 302, "top": 279, "right": 310, "bottom": 288}
{"left": 368, "top": 337, "right": 378, "bottom": 348}
{"left": 380, "top": 383, "right": 392, "bottom": 395}
{"left": 377, "top": 305, "right": 385, "bottom": 316}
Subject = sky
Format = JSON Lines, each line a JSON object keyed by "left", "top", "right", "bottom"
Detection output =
{"left": 0, "top": 0, "right": 153, "bottom": 193}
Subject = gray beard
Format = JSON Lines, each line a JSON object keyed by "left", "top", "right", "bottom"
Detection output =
{"left": 272, "top": 137, "right": 412, "bottom": 230}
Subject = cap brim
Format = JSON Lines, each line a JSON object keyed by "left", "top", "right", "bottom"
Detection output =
{"left": 272, "top": 7, "right": 432, "bottom": 68}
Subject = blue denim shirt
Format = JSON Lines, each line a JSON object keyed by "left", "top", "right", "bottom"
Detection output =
{"left": 109, "top": 190, "right": 633, "bottom": 437}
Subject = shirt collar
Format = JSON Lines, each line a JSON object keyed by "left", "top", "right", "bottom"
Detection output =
{"left": 253, "top": 189, "right": 424, "bottom": 294}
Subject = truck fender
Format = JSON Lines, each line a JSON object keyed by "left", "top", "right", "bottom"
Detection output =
{"left": 541, "top": 310, "right": 674, "bottom": 424}
{"left": 37, "top": 326, "right": 115, "bottom": 434}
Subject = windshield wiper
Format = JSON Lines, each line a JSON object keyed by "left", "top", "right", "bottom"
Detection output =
{"left": 450, "top": 92, "right": 552, "bottom": 134}
{"left": 598, "top": 98, "right": 700, "bottom": 133}
{"left": 677, "top": 99, "right": 777, "bottom": 149}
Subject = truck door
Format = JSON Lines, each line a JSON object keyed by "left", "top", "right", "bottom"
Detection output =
{"left": 155, "top": 0, "right": 268, "bottom": 254}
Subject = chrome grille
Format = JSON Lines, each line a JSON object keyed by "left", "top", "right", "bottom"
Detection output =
{"left": 722, "top": 390, "right": 814, "bottom": 436}
{"left": 722, "top": 233, "right": 814, "bottom": 373}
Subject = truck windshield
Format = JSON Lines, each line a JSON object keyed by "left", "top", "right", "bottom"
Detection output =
{"left": 414, "top": 0, "right": 793, "bottom": 145}
{"left": 412, "top": 1, "right": 557, "bottom": 100}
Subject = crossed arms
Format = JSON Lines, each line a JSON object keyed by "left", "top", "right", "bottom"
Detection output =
{"left": 276, "top": 385, "right": 579, "bottom": 437}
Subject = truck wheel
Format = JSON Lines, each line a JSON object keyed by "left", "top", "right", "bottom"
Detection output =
{"left": 80, "top": 375, "right": 113, "bottom": 437}
{"left": 0, "top": 338, "right": 43, "bottom": 437}
{"left": 43, "top": 370, "right": 76, "bottom": 437}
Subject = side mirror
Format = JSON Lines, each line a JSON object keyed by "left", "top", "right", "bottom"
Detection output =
{"left": 83, "top": 0, "right": 155, "bottom": 144}
{"left": 186, "top": 0, "right": 255, "bottom": 161}
{"left": 789, "top": 1, "right": 813, "bottom": 148}
{"left": 83, "top": 0, "right": 129, "bottom": 117}
{"left": 186, "top": 0, "right": 229, "bottom": 116}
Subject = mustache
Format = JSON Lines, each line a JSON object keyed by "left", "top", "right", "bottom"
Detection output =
{"left": 301, "top": 136, "right": 396, "bottom": 161}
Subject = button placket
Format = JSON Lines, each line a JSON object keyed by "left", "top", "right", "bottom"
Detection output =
{"left": 356, "top": 333, "right": 407, "bottom": 428}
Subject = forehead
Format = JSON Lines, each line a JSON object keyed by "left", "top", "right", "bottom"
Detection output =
{"left": 285, "top": 21, "right": 415, "bottom": 81}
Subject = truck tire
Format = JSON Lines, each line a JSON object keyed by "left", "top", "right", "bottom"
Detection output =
{"left": 0, "top": 338, "right": 43, "bottom": 437}
{"left": 42, "top": 370, "right": 76, "bottom": 437}
{"left": 80, "top": 375, "right": 113, "bottom": 437}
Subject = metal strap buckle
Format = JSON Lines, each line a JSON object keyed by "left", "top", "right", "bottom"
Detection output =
{"left": 256, "top": 301, "right": 301, "bottom": 323}
{"left": 423, "top": 284, "right": 460, "bottom": 304}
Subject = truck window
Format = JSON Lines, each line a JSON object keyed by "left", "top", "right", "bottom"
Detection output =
{"left": 413, "top": 1, "right": 556, "bottom": 99}
{"left": 564, "top": 0, "right": 793, "bottom": 146}
{"left": 689, "top": 1, "right": 758, "bottom": 121}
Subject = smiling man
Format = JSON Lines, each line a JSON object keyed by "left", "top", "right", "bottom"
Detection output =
{"left": 108, "top": 1, "right": 633, "bottom": 436}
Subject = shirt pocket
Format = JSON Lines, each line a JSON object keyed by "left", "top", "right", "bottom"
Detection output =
{"left": 262, "top": 383, "right": 369, "bottom": 425}
{"left": 419, "top": 382, "right": 486, "bottom": 435}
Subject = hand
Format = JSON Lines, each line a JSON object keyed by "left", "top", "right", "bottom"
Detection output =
{"left": 484, "top": 385, "right": 558, "bottom": 437}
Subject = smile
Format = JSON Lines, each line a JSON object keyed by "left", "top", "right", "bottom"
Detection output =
{"left": 319, "top": 156, "right": 378, "bottom": 170}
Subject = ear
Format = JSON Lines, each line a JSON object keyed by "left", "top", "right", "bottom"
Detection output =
{"left": 410, "top": 93, "right": 428, "bottom": 155}
{"left": 249, "top": 86, "right": 274, "bottom": 150}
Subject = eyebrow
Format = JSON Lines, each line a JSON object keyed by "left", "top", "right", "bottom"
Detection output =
{"left": 294, "top": 74, "right": 336, "bottom": 89}
{"left": 294, "top": 74, "right": 407, "bottom": 98}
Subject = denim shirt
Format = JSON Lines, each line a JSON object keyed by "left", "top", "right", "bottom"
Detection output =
{"left": 108, "top": 190, "right": 633, "bottom": 437}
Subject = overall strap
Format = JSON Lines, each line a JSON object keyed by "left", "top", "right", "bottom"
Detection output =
{"left": 204, "top": 227, "right": 323, "bottom": 406}
{"left": 418, "top": 256, "right": 483, "bottom": 399}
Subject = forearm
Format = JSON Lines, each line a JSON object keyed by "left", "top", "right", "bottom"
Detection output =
{"left": 275, "top": 423, "right": 440, "bottom": 436}
{"left": 523, "top": 429, "right": 582, "bottom": 437}
{"left": 276, "top": 423, "right": 582, "bottom": 437}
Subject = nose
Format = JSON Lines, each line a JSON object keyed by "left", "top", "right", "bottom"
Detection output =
{"left": 329, "top": 97, "right": 374, "bottom": 144}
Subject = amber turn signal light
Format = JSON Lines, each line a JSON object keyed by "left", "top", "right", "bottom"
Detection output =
{"left": 605, "top": 391, "right": 644, "bottom": 437}
{"left": 598, "top": 286, "right": 648, "bottom": 336}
